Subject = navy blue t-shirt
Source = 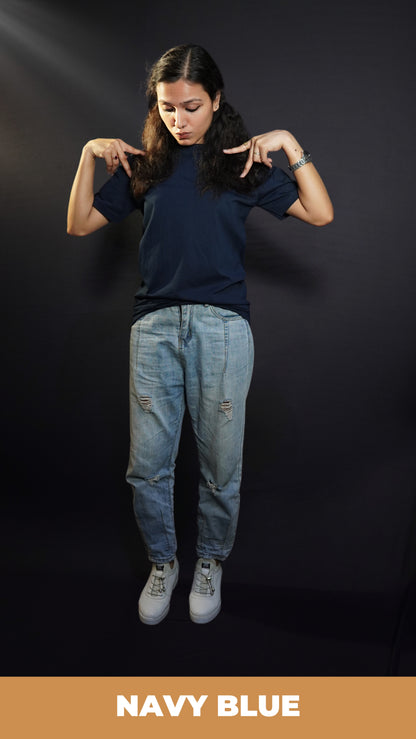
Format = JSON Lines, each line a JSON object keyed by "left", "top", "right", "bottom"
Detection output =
{"left": 93, "top": 145, "right": 298, "bottom": 323}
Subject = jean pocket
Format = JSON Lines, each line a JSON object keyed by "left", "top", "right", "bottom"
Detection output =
{"left": 208, "top": 305, "right": 243, "bottom": 321}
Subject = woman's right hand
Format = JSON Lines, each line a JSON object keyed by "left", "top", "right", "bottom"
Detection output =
{"left": 84, "top": 138, "right": 145, "bottom": 178}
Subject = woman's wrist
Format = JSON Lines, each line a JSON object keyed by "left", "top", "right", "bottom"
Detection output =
{"left": 82, "top": 141, "right": 97, "bottom": 161}
{"left": 280, "top": 131, "right": 305, "bottom": 167}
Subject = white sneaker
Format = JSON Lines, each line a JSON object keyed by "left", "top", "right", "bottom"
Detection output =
{"left": 138, "top": 558, "right": 179, "bottom": 625}
{"left": 189, "top": 558, "right": 222, "bottom": 624}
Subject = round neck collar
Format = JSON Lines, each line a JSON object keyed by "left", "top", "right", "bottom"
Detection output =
{"left": 177, "top": 143, "right": 204, "bottom": 151}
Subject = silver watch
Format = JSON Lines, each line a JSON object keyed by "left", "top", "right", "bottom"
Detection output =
{"left": 288, "top": 150, "right": 312, "bottom": 172}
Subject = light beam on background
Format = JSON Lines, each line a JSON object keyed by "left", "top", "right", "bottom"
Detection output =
{"left": 0, "top": 0, "right": 139, "bottom": 120}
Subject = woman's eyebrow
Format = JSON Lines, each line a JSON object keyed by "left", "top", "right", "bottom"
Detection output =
{"left": 159, "top": 98, "right": 204, "bottom": 104}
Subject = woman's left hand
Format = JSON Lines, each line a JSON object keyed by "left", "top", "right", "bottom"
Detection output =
{"left": 224, "top": 129, "right": 334, "bottom": 226}
{"left": 223, "top": 129, "right": 301, "bottom": 178}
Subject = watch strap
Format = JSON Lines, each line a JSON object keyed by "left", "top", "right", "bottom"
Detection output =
{"left": 288, "top": 150, "right": 312, "bottom": 172}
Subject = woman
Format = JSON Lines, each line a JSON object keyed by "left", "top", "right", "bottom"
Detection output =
{"left": 67, "top": 43, "right": 333, "bottom": 626}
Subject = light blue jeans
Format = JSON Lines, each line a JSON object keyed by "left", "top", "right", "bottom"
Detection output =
{"left": 126, "top": 304, "right": 254, "bottom": 564}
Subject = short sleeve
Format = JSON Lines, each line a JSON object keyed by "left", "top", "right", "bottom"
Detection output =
{"left": 93, "top": 164, "right": 140, "bottom": 223}
{"left": 255, "top": 166, "right": 299, "bottom": 220}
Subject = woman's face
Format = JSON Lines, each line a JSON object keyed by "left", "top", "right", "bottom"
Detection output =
{"left": 157, "top": 79, "right": 220, "bottom": 146}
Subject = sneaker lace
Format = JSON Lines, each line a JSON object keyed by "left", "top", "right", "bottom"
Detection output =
{"left": 194, "top": 567, "right": 215, "bottom": 595}
{"left": 149, "top": 571, "right": 166, "bottom": 596}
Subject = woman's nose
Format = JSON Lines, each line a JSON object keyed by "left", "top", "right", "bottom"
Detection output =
{"left": 174, "top": 109, "right": 186, "bottom": 128}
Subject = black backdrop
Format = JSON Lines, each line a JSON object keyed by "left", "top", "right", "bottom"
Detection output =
{"left": 1, "top": 0, "right": 415, "bottom": 675}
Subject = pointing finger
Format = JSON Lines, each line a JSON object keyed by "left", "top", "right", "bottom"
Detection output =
{"left": 123, "top": 144, "right": 144, "bottom": 155}
{"left": 114, "top": 140, "right": 145, "bottom": 178}
{"left": 120, "top": 148, "right": 146, "bottom": 178}
{"left": 240, "top": 144, "right": 254, "bottom": 178}
{"left": 114, "top": 140, "right": 132, "bottom": 176}
{"left": 223, "top": 140, "right": 252, "bottom": 154}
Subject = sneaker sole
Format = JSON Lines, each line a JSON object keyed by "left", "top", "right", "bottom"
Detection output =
{"left": 139, "top": 603, "right": 170, "bottom": 625}
{"left": 189, "top": 599, "right": 221, "bottom": 624}
{"left": 138, "top": 567, "right": 179, "bottom": 625}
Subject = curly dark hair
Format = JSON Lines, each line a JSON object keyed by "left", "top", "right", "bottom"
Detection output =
{"left": 130, "top": 44, "right": 269, "bottom": 199}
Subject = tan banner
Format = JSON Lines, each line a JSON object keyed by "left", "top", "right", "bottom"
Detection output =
{"left": 1, "top": 676, "right": 415, "bottom": 738}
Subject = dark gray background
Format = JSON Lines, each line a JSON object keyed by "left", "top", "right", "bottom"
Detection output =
{"left": 1, "top": 0, "right": 415, "bottom": 674}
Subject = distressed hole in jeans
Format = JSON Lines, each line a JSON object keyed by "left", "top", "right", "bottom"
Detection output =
{"left": 138, "top": 395, "right": 152, "bottom": 412}
{"left": 208, "top": 480, "right": 218, "bottom": 492}
{"left": 219, "top": 399, "right": 233, "bottom": 421}
{"left": 147, "top": 474, "right": 160, "bottom": 485}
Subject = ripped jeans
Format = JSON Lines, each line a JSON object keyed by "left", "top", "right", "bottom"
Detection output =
{"left": 126, "top": 304, "right": 254, "bottom": 564}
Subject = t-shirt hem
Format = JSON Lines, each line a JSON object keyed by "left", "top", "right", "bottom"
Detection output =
{"left": 131, "top": 298, "right": 250, "bottom": 325}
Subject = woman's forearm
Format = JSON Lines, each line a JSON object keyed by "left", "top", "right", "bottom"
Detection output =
{"left": 67, "top": 143, "right": 98, "bottom": 236}
{"left": 281, "top": 132, "right": 334, "bottom": 226}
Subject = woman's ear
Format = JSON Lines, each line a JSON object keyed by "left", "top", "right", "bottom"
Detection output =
{"left": 213, "top": 91, "right": 221, "bottom": 111}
